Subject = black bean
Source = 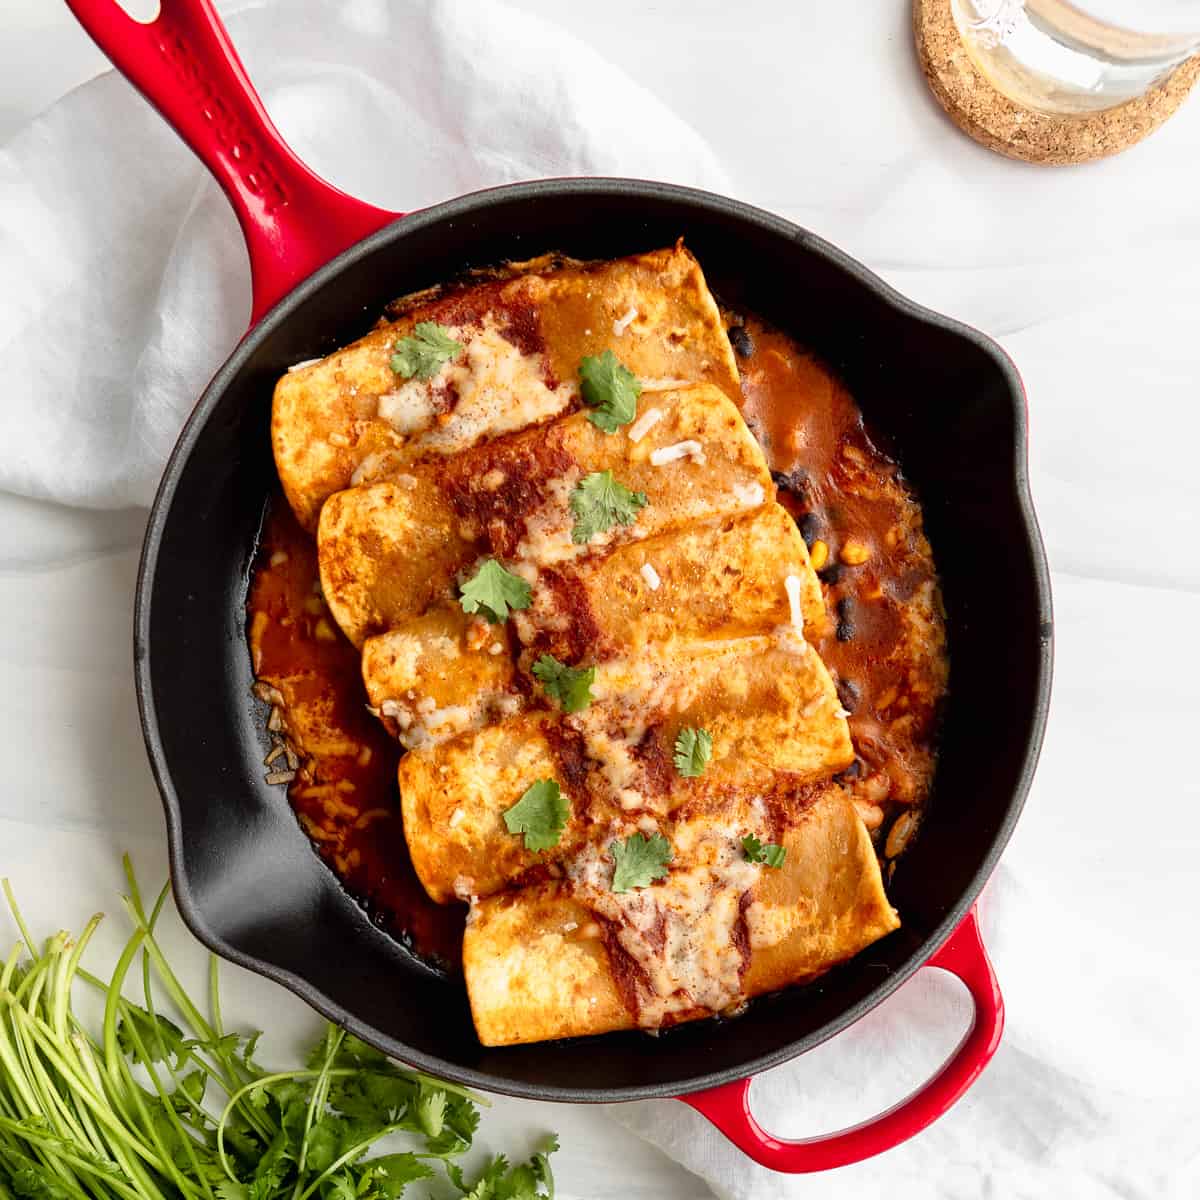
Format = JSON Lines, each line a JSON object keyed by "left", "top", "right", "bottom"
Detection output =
{"left": 836, "top": 677, "right": 860, "bottom": 713}
{"left": 797, "top": 511, "right": 821, "bottom": 548}
{"left": 835, "top": 758, "right": 863, "bottom": 782}
{"left": 771, "top": 467, "right": 808, "bottom": 499}
{"left": 835, "top": 597, "right": 855, "bottom": 642}
{"left": 818, "top": 562, "right": 842, "bottom": 585}
{"left": 727, "top": 325, "right": 754, "bottom": 358}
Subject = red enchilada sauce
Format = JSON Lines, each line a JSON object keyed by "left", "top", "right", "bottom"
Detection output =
{"left": 247, "top": 313, "right": 946, "bottom": 971}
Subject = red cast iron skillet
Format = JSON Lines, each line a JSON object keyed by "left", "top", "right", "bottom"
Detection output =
{"left": 67, "top": 0, "right": 1052, "bottom": 1172}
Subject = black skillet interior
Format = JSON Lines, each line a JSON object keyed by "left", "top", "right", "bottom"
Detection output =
{"left": 137, "top": 180, "right": 1052, "bottom": 1103}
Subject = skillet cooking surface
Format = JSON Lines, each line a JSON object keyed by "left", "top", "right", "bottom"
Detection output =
{"left": 137, "top": 179, "right": 1051, "bottom": 1102}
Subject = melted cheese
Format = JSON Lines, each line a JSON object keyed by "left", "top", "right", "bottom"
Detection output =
{"left": 381, "top": 318, "right": 575, "bottom": 453}
{"left": 567, "top": 827, "right": 760, "bottom": 1025}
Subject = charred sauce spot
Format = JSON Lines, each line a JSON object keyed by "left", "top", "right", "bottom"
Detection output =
{"left": 524, "top": 569, "right": 605, "bottom": 664}
{"left": 543, "top": 721, "right": 592, "bottom": 798}
{"left": 629, "top": 728, "right": 676, "bottom": 804}
{"left": 442, "top": 435, "right": 575, "bottom": 560}
{"left": 733, "top": 890, "right": 754, "bottom": 981}
{"left": 598, "top": 917, "right": 656, "bottom": 1022}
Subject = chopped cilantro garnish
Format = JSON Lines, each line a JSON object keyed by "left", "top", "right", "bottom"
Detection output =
{"left": 568, "top": 470, "right": 648, "bottom": 544}
{"left": 390, "top": 321, "right": 463, "bottom": 379}
{"left": 503, "top": 779, "right": 570, "bottom": 851}
{"left": 673, "top": 726, "right": 713, "bottom": 778}
{"left": 532, "top": 654, "right": 596, "bottom": 713}
{"left": 578, "top": 349, "right": 641, "bottom": 432}
{"left": 459, "top": 558, "right": 532, "bottom": 624}
{"left": 610, "top": 831, "right": 673, "bottom": 893}
{"left": 742, "top": 834, "right": 787, "bottom": 868}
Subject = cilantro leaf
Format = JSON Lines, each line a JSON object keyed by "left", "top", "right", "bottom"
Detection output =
{"left": 503, "top": 781, "right": 569, "bottom": 852}
{"left": 326, "top": 1070, "right": 415, "bottom": 1126}
{"left": 424, "top": 1091, "right": 481, "bottom": 1158}
{"left": 673, "top": 726, "right": 712, "bottom": 778}
{"left": 459, "top": 559, "right": 532, "bottom": 624}
{"left": 357, "top": 1152, "right": 434, "bottom": 1198}
{"left": 390, "top": 322, "right": 463, "bottom": 380}
{"left": 568, "top": 471, "right": 648, "bottom": 544}
{"left": 169, "top": 1068, "right": 206, "bottom": 1118}
{"left": 416, "top": 1087, "right": 447, "bottom": 1139}
{"left": 319, "top": 1175, "right": 357, "bottom": 1200}
{"left": 610, "top": 832, "right": 672, "bottom": 893}
{"left": 116, "top": 1005, "right": 185, "bottom": 1067}
{"left": 578, "top": 350, "right": 641, "bottom": 432}
{"left": 531, "top": 654, "right": 595, "bottom": 713}
{"left": 742, "top": 834, "right": 787, "bottom": 868}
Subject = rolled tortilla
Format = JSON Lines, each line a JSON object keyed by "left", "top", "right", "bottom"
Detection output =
{"left": 514, "top": 501, "right": 828, "bottom": 662}
{"left": 362, "top": 503, "right": 826, "bottom": 750}
{"left": 360, "top": 607, "right": 519, "bottom": 749}
{"left": 463, "top": 789, "right": 899, "bottom": 1045}
{"left": 318, "top": 384, "right": 773, "bottom": 645}
{"left": 399, "top": 631, "right": 853, "bottom": 903}
{"left": 273, "top": 244, "right": 740, "bottom": 530}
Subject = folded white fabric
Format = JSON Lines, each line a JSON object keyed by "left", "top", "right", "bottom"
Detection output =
{"left": 0, "top": 0, "right": 728, "bottom": 510}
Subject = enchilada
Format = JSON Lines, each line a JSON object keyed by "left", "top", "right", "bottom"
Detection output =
{"left": 317, "top": 383, "right": 773, "bottom": 646}
{"left": 274, "top": 245, "right": 740, "bottom": 530}
{"left": 463, "top": 789, "right": 899, "bottom": 1045}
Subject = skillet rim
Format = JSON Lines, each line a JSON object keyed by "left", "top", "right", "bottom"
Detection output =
{"left": 134, "top": 176, "right": 1053, "bottom": 1103}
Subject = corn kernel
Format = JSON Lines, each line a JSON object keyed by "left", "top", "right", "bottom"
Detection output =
{"left": 840, "top": 538, "right": 871, "bottom": 566}
{"left": 810, "top": 539, "right": 829, "bottom": 570}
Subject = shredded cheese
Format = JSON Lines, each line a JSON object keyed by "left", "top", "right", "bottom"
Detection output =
{"left": 638, "top": 377, "right": 692, "bottom": 391}
{"left": 640, "top": 562, "right": 661, "bottom": 591}
{"left": 733, "top": 481, "right": 766, "bottom": 507}
{"left": 627, "top": 406, "right": 664, "bottom": 444}
{"left": 650, "top": 440, "right": 707, "bottom": 467}
{"left": 612, "top": 306, "right": 638, "bottom": 336}
{"left": 784, "top": 574, "right": 804, "bottom": 629}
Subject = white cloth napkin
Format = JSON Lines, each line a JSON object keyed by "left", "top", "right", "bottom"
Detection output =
{"left": 0, "top": 0, "right": 728, "bottom": 510}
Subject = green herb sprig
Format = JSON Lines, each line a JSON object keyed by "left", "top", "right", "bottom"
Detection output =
{"left": 568, "top": 472, "right": 648, "bottom": 545}
{"left": 742, "top": 834, "right": 787, "bottom": 869}
{"left": 459, "top": 559, "right": 532, "bottom": 624}
{"left": 531, "top": 655, "right": 595, "bottom": 714}
{"left": 503, "top": 781, "right": 570, "bottom": 852}
{"left": 0, "top": 857, "right": 557, "bottom": 1200}
{"left": 577, "top": 351, "right": 641, "bottom": 433}
{"left": 610, "top": 833, "right": 673, "bottom": 894}
{"left": 390, "top": 322, "right": 463, "bottom": 380}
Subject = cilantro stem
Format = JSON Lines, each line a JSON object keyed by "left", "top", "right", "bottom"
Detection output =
{"left": 290, "top": 1027, "right": 343, "bottom": 1197}
{"left": 119, "top": 871, "right": 213, "bottom": 1045}
{"left": 1, "top": 879, "right": 38, "bottom": 960}
{"left": 208, "top": 954, "right": 224, "bottom": 1040}
{"left": 3, "top": 996, "right": 170, "bottom": 1177}
{"left": 215, "top": 1069, "right": 328, "bottom": 1181}
{"left": 292, "top": 1121, "right": 410, "bottom": 1200}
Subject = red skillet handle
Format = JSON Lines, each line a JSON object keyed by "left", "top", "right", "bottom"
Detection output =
{"left": 681, "top": 908, "right": 1003, "bottom": 1172}
{"left": 64, "top": 0, "right": 399, "bottom": 326}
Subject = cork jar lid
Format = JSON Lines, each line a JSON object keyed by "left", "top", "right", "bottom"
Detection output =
{"left": 914, "top": 0, "right": 1200, "bottom": 164}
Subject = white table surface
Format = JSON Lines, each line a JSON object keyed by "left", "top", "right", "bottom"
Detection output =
{"left": 2, "top": 4, "right": 1199, "bottom": 1198}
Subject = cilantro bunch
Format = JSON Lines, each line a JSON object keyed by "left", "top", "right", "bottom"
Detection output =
{"left": 0, "top": 857, "right": 557, "bottom": 1200}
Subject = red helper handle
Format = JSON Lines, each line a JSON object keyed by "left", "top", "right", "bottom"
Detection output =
{"left": 681, "top": 908, "right": 1003, "bottom": 1172}
{"left": 64, "top": 0, "right": 399, "bottom": 326}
